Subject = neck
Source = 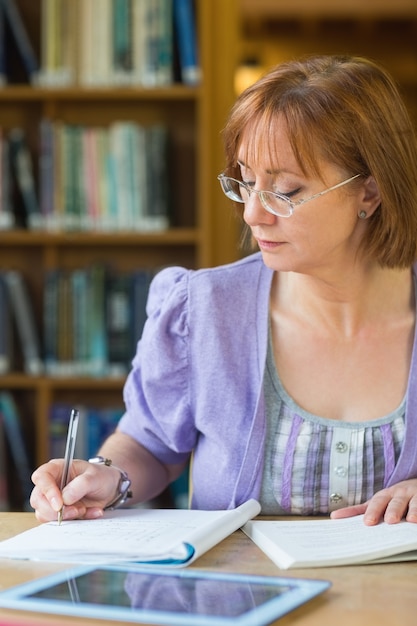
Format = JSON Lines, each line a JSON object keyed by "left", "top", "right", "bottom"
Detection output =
{"left": 271, "top": 264, "right": 415, "bottom": 338}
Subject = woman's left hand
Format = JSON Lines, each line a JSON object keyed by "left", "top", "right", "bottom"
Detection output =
{"left": 330, "top": 478, "right": 417, "bottom": 525}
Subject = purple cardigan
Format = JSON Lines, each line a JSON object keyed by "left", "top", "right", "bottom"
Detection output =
{"left": 119, "top": 252, "right": 417, "bottom": 510}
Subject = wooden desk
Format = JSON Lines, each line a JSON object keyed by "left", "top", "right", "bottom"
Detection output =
{"left": 0, "top": 513, "right": 414, "bottom": 626}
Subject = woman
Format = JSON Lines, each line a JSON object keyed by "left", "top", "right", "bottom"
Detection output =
{"left": 31, "top": 55, "right": 417, "bottom": 525}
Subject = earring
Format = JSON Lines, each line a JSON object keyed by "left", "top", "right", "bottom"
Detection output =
{"left": 358, "top": 210, "right": 367, "bottom": 219}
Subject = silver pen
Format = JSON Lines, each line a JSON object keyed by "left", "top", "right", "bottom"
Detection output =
{"left": 58, "top": 408, "right": 80, "bottom": 525}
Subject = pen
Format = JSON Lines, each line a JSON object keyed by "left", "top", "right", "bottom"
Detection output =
{"left": 57, "top": 408, "right": 79, "bottom": 525}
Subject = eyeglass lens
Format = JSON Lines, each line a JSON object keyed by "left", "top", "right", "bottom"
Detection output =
{"left": 220, "top": 177, "right": 291, "bottom": 217}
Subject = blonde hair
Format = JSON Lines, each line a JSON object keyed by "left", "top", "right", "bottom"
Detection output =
{"left": 222, "top": 55, "right": 417, "bottom": 268}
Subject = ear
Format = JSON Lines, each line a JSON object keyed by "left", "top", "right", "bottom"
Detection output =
{"left": 358, "top": 176, "right": 381, "bottom": 218}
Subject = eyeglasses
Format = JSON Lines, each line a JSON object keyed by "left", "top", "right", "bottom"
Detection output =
{"left": 217, "top": 173, "right": 361, "bottom": 218}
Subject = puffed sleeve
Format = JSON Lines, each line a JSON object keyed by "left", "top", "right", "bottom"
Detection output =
{"left": 117, "top": 266, "right": 196, "bottom": 465}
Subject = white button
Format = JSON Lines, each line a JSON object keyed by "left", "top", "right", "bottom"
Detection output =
{"left": 335, "top": 441, "right": 348, "bottom": 453}
{"left": 330, "top": 493, "right": 343, "bottom": 503}
{"left": 335, "top": 466, "right": 347, "bottom": 477}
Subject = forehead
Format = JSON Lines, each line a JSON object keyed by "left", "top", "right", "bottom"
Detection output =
{"left": 237, "top": 119, "right": 289, "bottom": 170}
{"left": 236, "top": 110, "right": 322, "bottom": 178}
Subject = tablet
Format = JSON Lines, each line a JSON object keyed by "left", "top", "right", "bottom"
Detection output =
{"left": 0, "top": 565, "right": 330, "bottom": 625}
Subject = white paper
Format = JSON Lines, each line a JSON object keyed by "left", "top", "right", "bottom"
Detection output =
{"left": 243, "top": 514, "right": 417, "bottom": 569}
{"left": 0, "top": 500, "right": 261, "bottom": 566}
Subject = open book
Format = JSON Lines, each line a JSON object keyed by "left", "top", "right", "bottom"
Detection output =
{"left": 243, "top": 514, "right": 417, "bottom": 569}
{"left": 0, "top": 500, "right": 260, "bottom": 567}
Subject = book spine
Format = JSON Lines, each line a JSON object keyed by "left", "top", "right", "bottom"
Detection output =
{"left": 131, "top": 269, "right": 152, "bottom": 343}
{"left": 155, "top": 0, "right": 173, "bottom": 86}
{"left": 8, "top": 127, "right": 42, "bottom": 230}
{"left": 89, "top": 0, "right": 112, "bottom": 86}
{"left": 2, "top": 0, "right": 40, "bottom": 83}
{"left": 0, "top": 133, "right": 15, "bottom": 230}
{"left": 87, "top": 264, "right": 108, "bottom": 376}
{"left": 78, "top": 0, "right": 94, "bottom": 86}
{"left": 39, "top": 118, "right": 55, "bottom": 227}
{"left": 105, "top": 271, "right": 132, "bottom": 376}
{"left": 144, "top": 124, "right": 170, "bottom": 230}
{"left": 43, "top": 268, "right": 59, "bottom": 375}
{"left": 0, "top": 414, "right": 10, "bottom": 511}
{"left": 112, "top": 0, "right": 133, "bottom": 85}
{"left": 39, "top": 0, "right": 58, "bottom": 85}
{"left": 143, "top": 0, "right": 160, "bottom": 86}
{"left": 173, "top": 0, "right": 200, "bottom": 85}
{"left": 0, "top": 1, "right": 6, "bottom": 85}
{"left": 131, "top": 0, "right": 147, "bottom": 85}
{"left": 4, "top": 270, "right": 44, "bottom": 376}
{"left": 0, "top": 391, "right": 33, "bottom": 511}
{"left": 56, "top": 270, "right": 74, "bottom": 375}
{"left": 71, "top": 269, "right": 90, "bottom": 375}
{"left": 0, "top": 273, "right": 12, "bottom": 374}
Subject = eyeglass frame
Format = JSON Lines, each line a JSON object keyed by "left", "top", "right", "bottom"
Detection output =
{"left": 217, "top": 173, "right": 362, "bottom": 218}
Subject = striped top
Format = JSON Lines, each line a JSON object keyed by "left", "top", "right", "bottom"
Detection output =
{"left": 260, "top": 331, "right": 406, "bottom": 515}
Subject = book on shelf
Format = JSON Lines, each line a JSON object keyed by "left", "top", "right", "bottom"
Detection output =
{"left": 43, "top": 265, "right": 151, "bottom": 377}
{"left": 3, "top": 270, "right": 43, "bottom": 376}
{"left": 39, "top": 0, "right": 80, "bottom": 86}
{"left": 0, "top": 414, "right": 9, "bottom": 511}
{"left": 243, "top": 514, "right": 417, "bottom": 569}
{"left": 112, "top": 0, "right": 133, "bottom": 85}
{"left": 144, "top": 124, "right": 171, "bottom": 230}
{"left": 1, "top": 0, "right": 40, "bottom": 84}
{"left": 0, "top": 274, "right": 12, "bottom": 375}
{"left": 131, "top": 269, "right": 153, "bottom": 347}
{"left": 0, "top": 391, "right": 33, "bottom": 511}
{"left": 106, "top": 271, "right": 134, "bottom": 377}
{"left": 0, "top": 499, "right": 261, "bottom": 565}
{"left": 39, "top": 120, "right": 170, "bottom": 233}
{"left": 8, "top": 127, "right": 42, "bottom": 230}
{"left": 36, "top": 0, "right": 198, "bottom": 87}
{"left": 38, "top": 118, "right": 55, "bottom": 228}
{"left": 173, "top": 0, "right": 201, "bottom": 86}
{"left": 0, "top": 130, "right": 15, "bottom": 230}
{"left": 0, "top": 2, "right": 5, "bottom": 85}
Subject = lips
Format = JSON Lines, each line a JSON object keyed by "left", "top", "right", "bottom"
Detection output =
{"left": 256, "top": 238, "right": 283, "bottom": 250}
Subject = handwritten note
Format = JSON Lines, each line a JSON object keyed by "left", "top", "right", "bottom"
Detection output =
{"left": 0, "top": 500, "right": 261, "bottom": 566}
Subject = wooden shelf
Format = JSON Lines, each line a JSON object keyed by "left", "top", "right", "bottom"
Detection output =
{"left": 240, "top": 0, "right": 417, "bottom": 18}
{"left": 0, "top": 228, "right": 200, "bottom": 246}
{"left": 0, "top": 85, "right": 200, "bottom": 101}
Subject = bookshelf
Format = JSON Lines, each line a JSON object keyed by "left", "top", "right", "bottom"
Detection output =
{"left": 236, "top": 0, "right": 417, "bottom": 124}
{"left": 0, "top": 0, "right": 240, "bottom": 484}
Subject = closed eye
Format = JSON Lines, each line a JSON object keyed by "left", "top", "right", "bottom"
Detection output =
{"left": 276, "top": 187, "right": 302, "bottom": 199}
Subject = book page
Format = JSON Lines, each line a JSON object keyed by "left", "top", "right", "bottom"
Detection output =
{"left": 0, "top": 500, "right": 261, "bottom": 566}
{"left": 243, "top": 514, "right": 417, "bottom": 568}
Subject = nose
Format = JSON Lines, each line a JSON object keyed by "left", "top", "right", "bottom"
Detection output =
{"left": 243, "top": 192, "right": 277, "bottom": 227}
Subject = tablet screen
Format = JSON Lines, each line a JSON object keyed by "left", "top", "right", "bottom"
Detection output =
{"left": 30, "top": 568, "right": 291, "bottom": 615}
{"left": 0, "top": 565, "right": 331, "bottom": 626}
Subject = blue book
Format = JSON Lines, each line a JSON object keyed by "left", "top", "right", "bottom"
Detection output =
{"left": 173, "top": 0, "right": 201, "bottom": 85}
{"left": 1, "top": 0, "right": 39, "bottom": 83}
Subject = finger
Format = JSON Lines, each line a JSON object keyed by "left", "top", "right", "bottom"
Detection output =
{"left": 383, "top": 494, "right": 412, "bottom": 524}
{"left": 405, "top": 498, "right": 417, "bottom": 523}
{"left": 330, "top": 503, "right": 367, "bottom": 519}
{"left": 30, "top": 488, "right": 62, "bottom": 523}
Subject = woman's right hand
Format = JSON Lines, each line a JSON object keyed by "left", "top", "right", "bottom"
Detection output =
{"left": 30, "top": 458, "right": 122, "bottom": 522}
